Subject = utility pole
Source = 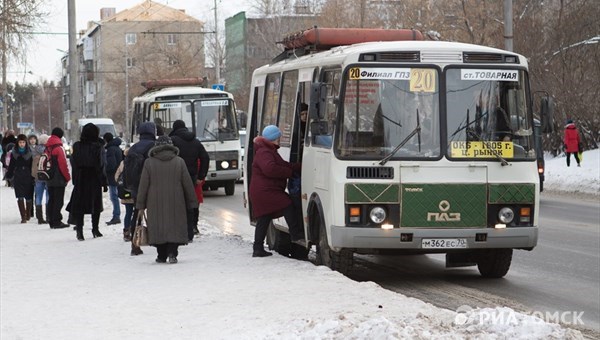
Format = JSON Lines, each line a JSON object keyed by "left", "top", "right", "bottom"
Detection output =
{"left": 68, "top": 0, "right": 78, "bottom": 135}
{"left": 213, "top": 0, "right": 220, "bottom": 83}
{"left": 1, "top": 0, "right": 8, "bottom": 130}
{"left": 504, "top": 0, "right": 513, "bottom": 51}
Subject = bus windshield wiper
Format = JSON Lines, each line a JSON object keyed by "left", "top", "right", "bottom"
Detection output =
{"left": 450, "top": 109, "right": 489, "bottom": 140}
{"left": 379, "top": 109, "right": 421, "bottom": 165}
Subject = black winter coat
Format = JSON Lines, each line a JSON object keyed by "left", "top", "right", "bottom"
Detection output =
{"left": 6, "top": 147, "right": 34, "bottom": 199}
{"left": 105, "top": 137, "right": 123, "bottom": 186}
{"left": 169, "top": 127, "right": 209, "bottom": 182}
{"left": 67, "top": 141, "right": 106, "bottom": 215}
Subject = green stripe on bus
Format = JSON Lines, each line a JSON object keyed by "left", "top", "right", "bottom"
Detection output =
{"left": 345, "top": 183, "right": 400, "bottom": 203}
{"left": 488, "top": 183, "right": 535, "bottom": 204}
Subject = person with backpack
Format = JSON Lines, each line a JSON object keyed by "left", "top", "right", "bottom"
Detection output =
{"left": 66, "top": 123, "right": 108, "bottom": 241}
{"left": 45, "top": 128, "right": 71, "bottom": 229}
{"left": 136, "top": 135, "right": 197, "bottom": 264}
{"left": 168, "top": 120, "right": 209, "bottom": 241}
{"left": 124, "top": 121, "right": 156, "bottom": 255}
{"left": 5, "top": 134, "right": 35, "bottom": 223}
{"left": 103, "top": 132, "right": 123, "bottom": 225}
{"left": 31, "top": 134, "right": 50, "bottom": 224}
{"left": 114, "top": 148, "right": 134, "bottom": 242}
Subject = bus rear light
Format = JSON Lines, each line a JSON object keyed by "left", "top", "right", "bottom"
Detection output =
{"left": 538, "top": 167, "right": 544, "bottom": 174}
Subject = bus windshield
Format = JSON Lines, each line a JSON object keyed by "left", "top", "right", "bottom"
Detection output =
{"left": 337, "top": 67, "right": 440, "bottom": 159}
{"left": 446, "top": 68, "right": 535, "bottom": 160}
{"left": 194, "top": 99, "right": 238, "bottom": 141}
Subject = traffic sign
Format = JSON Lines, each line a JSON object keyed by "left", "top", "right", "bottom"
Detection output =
{"left": 212, "top": 84, "right": 225, "bottom": 91}
{"left": 17, "top": 122, "right": 32, "bottom": 129}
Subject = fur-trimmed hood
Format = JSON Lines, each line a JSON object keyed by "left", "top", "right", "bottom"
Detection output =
{"left": 149, "top": 143, "right": 179, "bottom": 160}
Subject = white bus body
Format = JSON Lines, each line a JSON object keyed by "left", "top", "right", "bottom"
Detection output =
{"left": 244, "top": 37, "right": 550, "bottom": 277}
{"left": 131, "top": 86, "right": 241, "bottom": 195}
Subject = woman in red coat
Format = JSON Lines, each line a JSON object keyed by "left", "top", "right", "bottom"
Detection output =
{"left": 563, "top": 119, "right": 581, "bottom": 167}
{"left": 249, "top": 125, "right": 302, "bottom": 257}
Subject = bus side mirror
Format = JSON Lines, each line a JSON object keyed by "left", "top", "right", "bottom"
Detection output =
{"left": 540, "top": 96, "right": 554, "bottom": 133}
{"left": 310, "top": 82, "right": 327, "bottom": 120}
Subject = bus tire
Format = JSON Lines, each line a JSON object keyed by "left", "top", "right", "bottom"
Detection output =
{"left": 266, "top": 223, "right": 291, "bottom": 256}
{"left": 316, "top": 219, "right": 352, "bottom": 274}
{"left": 225, "top": 181, "right": 235, "bottom": 196}
{"left": 476, "top": 249, "right": 513, "bottom": 278}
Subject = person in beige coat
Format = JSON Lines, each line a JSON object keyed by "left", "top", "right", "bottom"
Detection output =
{"left": 136, "top": 136, "right": 198, "bottom": 264}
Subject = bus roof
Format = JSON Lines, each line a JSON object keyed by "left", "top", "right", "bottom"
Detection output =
{"left": 254, "top": 40, "right": 528, "bottom": 76}
{"left": 133, "top": 86, "right": 233, "bottom": 102}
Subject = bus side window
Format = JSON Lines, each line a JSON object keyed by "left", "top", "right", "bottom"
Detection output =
{"left": 311, "top": 68, "right": 341, "bottom": 148}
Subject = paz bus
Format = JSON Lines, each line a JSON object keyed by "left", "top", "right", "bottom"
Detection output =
{"left": 131, "top": 78, "right": 241, "bottom": 195}
{"left": 243, "top": 28, "right": 553, "bottom": 277}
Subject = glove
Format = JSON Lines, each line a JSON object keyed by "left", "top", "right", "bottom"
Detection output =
{"left": 103, "top": 186, "right": 108, "bottom": 192}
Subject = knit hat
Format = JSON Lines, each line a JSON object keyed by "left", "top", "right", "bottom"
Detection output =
{"left": 172, "top": 120, "right": 186, "bottom": 131}
{"left": 51, "top": 127, "right": 64, "bottom": 138}
{"left": 38, "top": 134, "right": 50, "bottom": 145}
{"left": 156, "top": 135, "right": 173, "bottom": 146}
{"left": 103, "top": 132, "right": 114, "bottom": 143}
{"left": 262, "top": 125, "right": 281, "bottom": 141}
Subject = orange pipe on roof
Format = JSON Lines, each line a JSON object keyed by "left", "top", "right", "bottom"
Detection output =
{"left": 281, "top": 27, "right": 424, "bottom": 50}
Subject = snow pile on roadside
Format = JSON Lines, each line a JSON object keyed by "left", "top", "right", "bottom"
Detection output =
{"left": 544, "top": 149, "right": 599, "bottom": 197}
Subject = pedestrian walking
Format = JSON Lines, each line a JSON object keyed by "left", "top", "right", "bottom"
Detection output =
{"left": 104, "top": 132, "right": 123, "bottom": 225}
{"left": 5, "top": 134, "right": 35, "bottom": 223}
{"left": 67, "top": 123, "right": 107, "bottom": 241}
{"left": 31, "top": 134, "right": 50, "bottom": 224}
{"left": 563, "top": 119, "right": 581, "bottom": 167}
{"left": 248, "top": 125, "right": 302, "bottom": 257}
{"left": 2, "top": 130, "right": 17, "bottom": 186}
{"left": 136, "top": 135, "right": 198, "bottom": 264}
{"left": 115, "top": 148, "right": 134, "bottom": 242}
{"left": 45, "top": 128, "right": 71, "bottom": 229}
{"left": 125, "top": 122, "right": 156, "bottom": 256}
{"left": 168, "top": 119, "right": 209, "bottom": 241}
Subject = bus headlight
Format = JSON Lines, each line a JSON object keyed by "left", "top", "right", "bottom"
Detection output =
{"left": 220, "top": 161, "right": 230, "bottom": 169}
{"left": 369, "top": 207, "right": 387, "bottom": 224}
{"left": 498, "top": 207, "right": 514, "bottom": 224}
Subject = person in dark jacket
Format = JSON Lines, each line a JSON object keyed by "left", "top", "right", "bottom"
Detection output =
{"left": 563, "top": 119, "right": 581, "bottom": 167}
{"left": 136, "top": 135, "right": 197, "bottom": 264}
{"left": 169, "top": 119, "right": 210, "bottom": 241}
{"left": 2, "top": 130, "right": 17, "bottom": 186}
{"left": 67, "top": 123, "right": 107, "bottom": 241}
{"left": 127, "top": 121, "right": 156, "bottom": 256}
{"left": 104, "top": 132, "right": 123, "bottom": 225}
{"left": 6, "top": 134, "right": 35, "bottom": 223}
{"left": 45, "top": 128, "right": 71, "bottom": 229}
{"left": 249, "top": 125, "right": 302, "bottom": 257}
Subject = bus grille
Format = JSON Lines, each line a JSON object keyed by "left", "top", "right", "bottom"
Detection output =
{"left": 377, "top": 52, "right": 420, "bottom": 62}
{"left": 346, "top": 166, "right": 394, "bottom": 179}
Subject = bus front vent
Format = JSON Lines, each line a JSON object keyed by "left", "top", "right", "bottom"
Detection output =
{"left": 346, "top": 166, "right": 394, "bottom": 179}
{"left": 463, "top": 52, "right": 516, "bottom": 63}
{"left": 370, "top": 52, "right": 420, "bottom": 62}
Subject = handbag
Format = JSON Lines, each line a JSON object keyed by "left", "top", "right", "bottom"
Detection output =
{"left": 132, "top": 212, "right": 149, "bottom": 247}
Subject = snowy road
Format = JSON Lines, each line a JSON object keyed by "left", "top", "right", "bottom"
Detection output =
{"left": 201, "top": 184, "right": 599, "bottom": 337}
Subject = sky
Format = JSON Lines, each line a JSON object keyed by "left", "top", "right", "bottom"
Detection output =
{"left": 7, "top": 0, "right": 253, "bottom": 84}
{"left": 0, "top": 151, "right": 597, "bottom": 339}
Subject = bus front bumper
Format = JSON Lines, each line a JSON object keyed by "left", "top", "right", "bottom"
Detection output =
{"left": 206, "top": 169, "right": 240, "bottom": 183}
{"left": 329, "top": 226, "right": 538, "bottom": 250}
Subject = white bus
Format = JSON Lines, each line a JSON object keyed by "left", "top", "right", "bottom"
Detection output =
{"left": 243, "top": 28, "right": 553, "bottom": 277}
{"left": 131, "top": 80, "right": 241, "bottom": 195}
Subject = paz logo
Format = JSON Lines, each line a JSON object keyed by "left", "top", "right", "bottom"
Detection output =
{"left": 427, "top": 200, "right": 461, "bottom": 222}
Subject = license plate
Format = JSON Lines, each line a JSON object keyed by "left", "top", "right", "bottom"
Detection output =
{"left": 421, "top": 238, "right": 467, "bottom": 249}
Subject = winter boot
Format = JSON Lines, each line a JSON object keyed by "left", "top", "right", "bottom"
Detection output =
{"left": 130, "top": 244, "right": 144, "bottom": 256}
{"left": 26, "top": 200, "right": 33, "bottom": 221}
{"left": 123, "top": 229, "right": 132, "bottom": 242}
{"left": 76, "top": 226, "right": 85, "bottom": 241}
{"left": 252, "top": 243, "right": 273, "bottom": 258}
{"left": 17, "top": 200, "right": 27, "bottom": 223}
{"left": 35, "top": 205, "right": 47, "bottom": 224}
{"left": 92, "top": 226, "right": 103, "bottom": 238}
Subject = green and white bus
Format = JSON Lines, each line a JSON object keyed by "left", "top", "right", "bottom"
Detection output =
{"left": 131, "top": 79, "right": 241, "bottom": 195}
{"left": 243, "top": 28, "right": 553, "bottom": 277}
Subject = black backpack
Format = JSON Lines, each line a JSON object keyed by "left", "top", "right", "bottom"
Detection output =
{"left": 123, "top": 151, "right": 146, "bottom": 192}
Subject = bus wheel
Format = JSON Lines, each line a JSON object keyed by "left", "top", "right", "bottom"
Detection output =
{"left": 316, "top": 220, "right": 352, "bottom": 274}
{"left": 225, "top": 181, "right": 235, "bottom": 196}
{"left": 266, "top": 223, "right": 291, "bottom": 256}
{"left": 476, "top": 249, "right": 513, "bottom": 278}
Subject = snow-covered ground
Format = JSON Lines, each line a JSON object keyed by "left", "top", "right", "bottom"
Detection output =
{"left": 1, "top": 150, "right": 597, "bottom": 339}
